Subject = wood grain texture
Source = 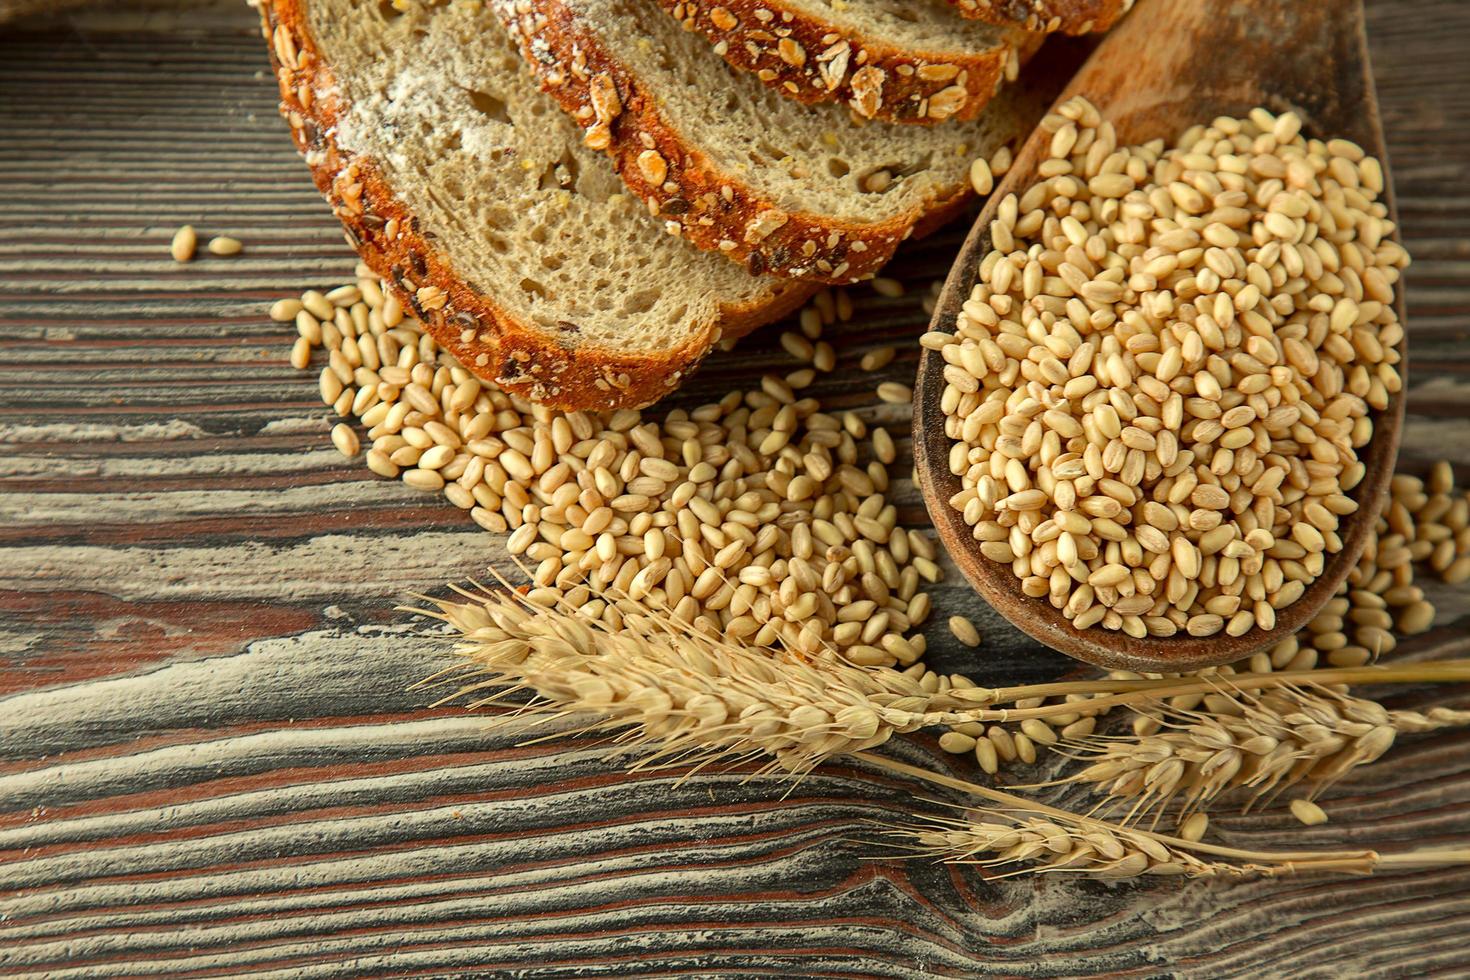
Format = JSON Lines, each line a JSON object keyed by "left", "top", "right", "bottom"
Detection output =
{"left": 1, "top": 1, "right": 1469, "bottom": 976}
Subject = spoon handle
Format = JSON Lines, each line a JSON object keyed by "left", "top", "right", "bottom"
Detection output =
{"left": 1048, "top": 0, "right": 1373, "bottom": 149}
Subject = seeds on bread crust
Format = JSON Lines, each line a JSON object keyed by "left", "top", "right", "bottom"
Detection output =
{"left": 655, "top": 0, "right": 1039, "bottom": 125}
{"left": 944, "top": 0, "right": 1132, "bottom": 35}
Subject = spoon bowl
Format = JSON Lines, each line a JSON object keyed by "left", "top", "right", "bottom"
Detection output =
{"left": 914, "top": 0, "right": 1406, "bottom": 673}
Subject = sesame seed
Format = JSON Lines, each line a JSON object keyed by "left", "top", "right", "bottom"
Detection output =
{"left": 207, "top": 236, "right": 243, "bottom": 256}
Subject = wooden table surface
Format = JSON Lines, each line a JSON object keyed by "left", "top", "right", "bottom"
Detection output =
{"left": 3, "top": 1, "right": 1470, "bottom": 976}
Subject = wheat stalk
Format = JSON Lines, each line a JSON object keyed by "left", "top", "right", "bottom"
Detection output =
{"left": 420, "top": 582, "right": 1470, "bottom": 773}
{"left": 415, "top": 582, "right": 1470, "bottom": 877}
{"left": 864, "top": 754, "right": 1470, "bottom": 879}
{"left": 1057, "top": 685, "right": 1470, "bottom": 824}
{"left": 426, "top": 577, "right": 1470, "bottom": 816}
{"left": 419, "top": 578, "right": 942, "bottom": 776}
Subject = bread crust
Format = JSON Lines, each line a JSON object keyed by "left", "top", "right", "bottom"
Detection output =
{"left": 258, "top": 0, "right": 814, "bottom": 411}
{"left": 944, "top": 0, "right": 1130, "bottom": 35}
{"left": 494, "top": 0, "right": 1004, "bottom": 284}
{"left": 654, "top": 0, "right": 1042, "bottom": 125}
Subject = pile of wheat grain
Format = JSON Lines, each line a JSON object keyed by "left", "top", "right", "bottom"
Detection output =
{"left": 931, "top": 98, "right": 1408, "bottom": 640}
{"left": 275, "top": 269, "right": 940, "bottom": 668}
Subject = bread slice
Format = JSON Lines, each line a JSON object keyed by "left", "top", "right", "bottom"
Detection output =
{"left": 494, "top": 0, "right": 1051, "bottom": 283}
{"left": 654, "top": 0, "right": 1043, "bottom": 125}
{"left": 943, "top": 0, "right": 1131, "bottom": 35}
{"left": 258, "top": 0, "right": 814, "bottom": 410}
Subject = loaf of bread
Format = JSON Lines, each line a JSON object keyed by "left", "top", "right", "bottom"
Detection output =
{"left": 260, "top": 0, "right": 814, "bottom": 410}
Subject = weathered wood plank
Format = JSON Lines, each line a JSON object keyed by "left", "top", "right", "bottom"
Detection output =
{"left": 2, "top": 0, "right": 1470, "bottom": 975}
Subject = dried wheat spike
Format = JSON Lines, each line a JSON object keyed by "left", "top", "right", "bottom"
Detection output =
{"left": 866, "top": 754, "right": 1469, "bottom": 881}
{"left": 892, "top": 811, "right": 1229, "bottom": 878}
{"left": 426, "top": 582, "right": 958, "bottom": 775}
{"left": 1062, "top": 684, "right": 1470, "bottom": 822}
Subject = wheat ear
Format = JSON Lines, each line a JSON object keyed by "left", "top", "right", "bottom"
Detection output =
{"left": 421, "top": 584, "right": 1470, "bottom": 786}
{"left": 861, "top": 754, "right": 1470, "bottom": 879}
{"left": 416, "top": 579, "right": 948, "bottom": 776}
{"left": 1053, "top": 683, "right": 1470, "bottom": 825}
{"left": 418, "top": 585, "right": 1470, "bottom": 877}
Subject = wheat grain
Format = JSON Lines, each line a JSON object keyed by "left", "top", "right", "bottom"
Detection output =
{"left": 969, "top": 157, "right": 994, "bottom": 196}
{"left": 938, "top": 731, "right": 977, "bottom": 754}
{"left": 300, "top": 289, "right": 334, "bottom": 320}
{"left": 330, "top": 422, "right": 360, "bottom": 457}
{"left": 877, "top": 382, "right": 912, "bottom": 404}
{"left": 424, "top": 580, "right": 947, "bottom": 775}
{"left": 864, "top": 752, "right": 1470, "bottom": 879}
{"left": 170, "top": 225, "right": 197, "bottom": 262}
{"left": 1290, "top": 799, "right": 1329, "bottom": 826}
{"left": 1398, "top": 601, "right": 1435, "bottom": 634}
{"left": 948, "top": 615, "right": 982, "bottom": 647}
{"left": 780, "top": 331, "right": 815, "bottom": 362}
{"left": 860, "top": 347, "right": 897, "bottom": 372}
{"left": 1178, "top": 811, "right": 1209, "bottom": 842}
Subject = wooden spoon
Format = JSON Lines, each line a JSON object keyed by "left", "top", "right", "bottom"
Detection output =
{"left": 913, "top": 0, "right": 1406, "bottom": 673}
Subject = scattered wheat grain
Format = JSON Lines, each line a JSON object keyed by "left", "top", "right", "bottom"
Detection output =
{"left": 949, "top": 615, "right": 982, "bottom": 647}
{"left": 861, "top": 347, "right": 897, "bottom": 372}
{"left": 1290, "top": 799, "right": 1329, "bottom": 826}
{"left": 170, "top": 225, "right": 197, "bottom": 262}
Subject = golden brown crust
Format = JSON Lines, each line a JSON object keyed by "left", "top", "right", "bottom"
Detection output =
{"left": 655, "top": 0, "right": 1042, "bottom": 125}
{"left": 944, "top": 0, "right": 1130, "bottom": 35}
{"left": 258, "top": 0, "right": 814, "bottom": 411}
{"left": 495, "top": 0, "right": 991, "bottom": 284}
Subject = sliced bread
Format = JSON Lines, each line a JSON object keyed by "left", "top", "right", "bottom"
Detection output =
{"left": 943, "top": 0, "right": 1131, "bottom": 35}
{"left": 495, "top": 0, "right": 1053, "bottom": 283}
{"left": 259, "top": 0, "right": 814, "bottom": 410}
{"left": 654, "top": 0, "right": 1043, "bottom": 125}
